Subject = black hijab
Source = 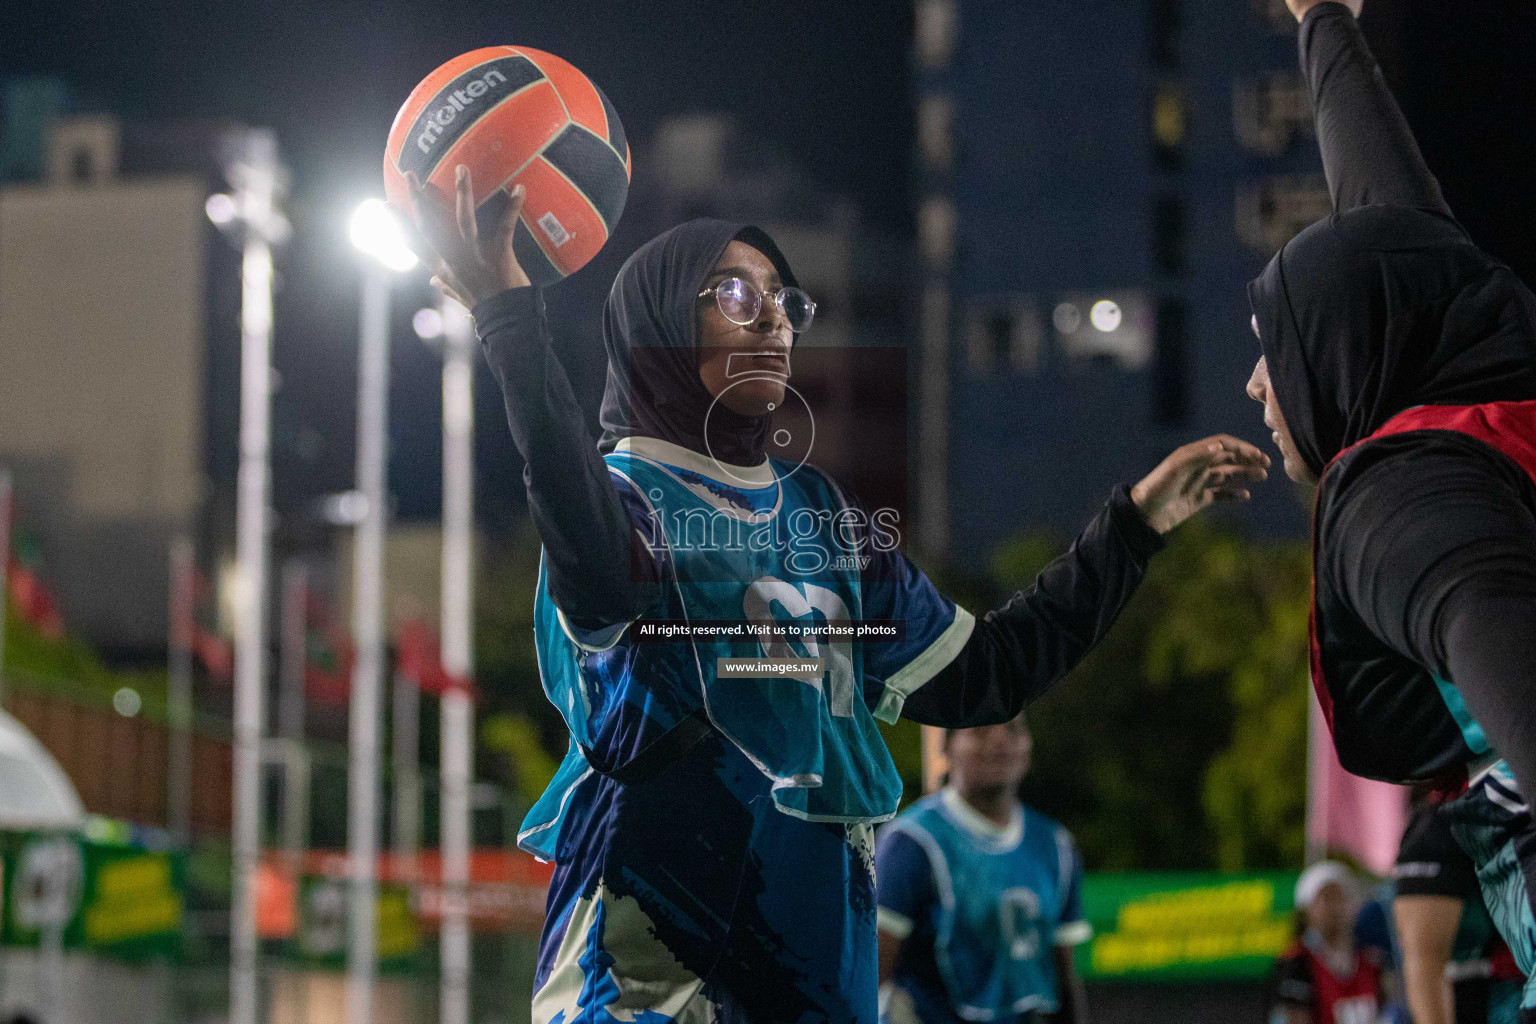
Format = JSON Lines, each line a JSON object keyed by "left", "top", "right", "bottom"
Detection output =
{"left": 597, "top": 218, "right": 799, "bottom": 466}
{"left": 1247, "top": 205, "right": 1536, "bottom": 479}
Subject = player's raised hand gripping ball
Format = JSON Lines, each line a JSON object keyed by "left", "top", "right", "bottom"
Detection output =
{"left": 384, "top": 46, "right": 630, "bottom": 287}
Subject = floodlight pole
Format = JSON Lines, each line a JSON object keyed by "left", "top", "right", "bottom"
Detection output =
{"left": 278, "top": 560, "right": 311, "bottom": 873}
{"left": 346, "top": 261, "right": 392, "bottom": 1024}
{"left": 439, "top": 297, "right": 476, "bottom": 1024}
{"left": 229, "top": 127, "right": 282, "bottom": 1024}
{"left": 167, "top": 535, "right": 195, "bottom": 843}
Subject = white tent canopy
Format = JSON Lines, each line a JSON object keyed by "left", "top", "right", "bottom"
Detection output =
{"left": 0, "top": 708, "right": 85, "bottom": 831}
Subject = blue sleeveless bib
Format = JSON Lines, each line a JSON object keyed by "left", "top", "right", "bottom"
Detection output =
{"left": 885, "top": 793, "right": 1079, "bottom": 1019}
{"left": 520, "top": 441, "right": 907, "bottom": 859}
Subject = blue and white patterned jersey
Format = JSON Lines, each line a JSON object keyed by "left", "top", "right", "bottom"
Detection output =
{"left": 521, "top": 435, "right": 975, "bottom": 1023}
{"left": 875, "top": 791, "right": 1090, "bottom": 1024}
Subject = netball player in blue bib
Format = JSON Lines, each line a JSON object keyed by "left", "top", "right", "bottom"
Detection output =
{"left": 409, "top": 167, "right": 1268, "bottom": 1023}
{"left": 876, "top": 716, "right": 1089, "bottom": 1024}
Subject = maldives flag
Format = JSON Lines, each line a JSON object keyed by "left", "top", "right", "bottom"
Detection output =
{"left": 189, "top": 569, "right": 234, "bottom": 683}
{"left": 395, "top": 618, "right": 471, "bottom": 698}
{"left": 6, "top": 522, "right": 65, "bottom": 640}
{"left": 1306, "top": 693, "right": 1408, "bottom": 874}
{"left": 304, "top": 594, "right": 353, "bottom": 707}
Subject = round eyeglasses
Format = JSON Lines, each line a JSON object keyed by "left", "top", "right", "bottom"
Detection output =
{"left": 698, "top": 277, "right": 817, "bottom": 333}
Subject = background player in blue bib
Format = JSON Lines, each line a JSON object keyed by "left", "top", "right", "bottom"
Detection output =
{"left": 409, "top": 166, "right": 1268, "bottom": 1023}
{"left": 876, "top": 714, "right": 1089, "bottom": 1024}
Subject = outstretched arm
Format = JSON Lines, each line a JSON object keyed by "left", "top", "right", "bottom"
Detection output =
{"left": 1288, "top": 0, "right": 1452, "bottom": 216}
{"left": 901, "top": 486, "right": 1163, "bottom": 726}
{"left": 902, "top": 438, "right": 1268, "bottom": 727}
{"left": 410, "top": 167, "right": 652, "bottom": 628}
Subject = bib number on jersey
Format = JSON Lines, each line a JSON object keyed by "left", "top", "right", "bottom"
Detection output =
{"left": 743, "top": 576, "right": 857, "bottom": 718}
{"left": 999, "top": 886, "right": 1043, "bottom": 961}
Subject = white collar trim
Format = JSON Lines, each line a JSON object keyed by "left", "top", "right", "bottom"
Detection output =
{"left": 612, "top": 435, "right": 777, "bottom": 488}
{"left": 940, "top": 787, "right": 1024, "bottom": 850}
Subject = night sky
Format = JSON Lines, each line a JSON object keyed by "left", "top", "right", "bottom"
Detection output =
{"left": 5, "top": 1, "right": 1536, "bottom": 544}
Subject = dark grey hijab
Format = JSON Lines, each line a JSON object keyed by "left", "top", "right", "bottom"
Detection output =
{"left": 597, "top": 218, "right": 798, "bottom": 466}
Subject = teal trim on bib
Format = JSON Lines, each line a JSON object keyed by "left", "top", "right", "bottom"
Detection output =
{"left": 1433, "top": 674, "right": 1492, "bottom": 756}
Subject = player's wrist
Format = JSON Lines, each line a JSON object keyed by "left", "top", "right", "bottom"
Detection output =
{"left": 470, "top": 284, "right": 543, "bottom": 337}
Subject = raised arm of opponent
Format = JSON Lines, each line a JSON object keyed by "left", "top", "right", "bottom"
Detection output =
{"left": 1287, "top": 0, "right": 1452, "bottom": 218}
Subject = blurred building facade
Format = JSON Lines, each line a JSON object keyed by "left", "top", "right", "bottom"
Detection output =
{"left": 0, "top": 98, "right": 239, "bottom": 658}
{"left": 913, "top": 0, "right": 1326, "bottom": 565}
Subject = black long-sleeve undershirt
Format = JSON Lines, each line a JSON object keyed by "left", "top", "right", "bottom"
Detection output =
{"left": 474, "top": 286, "right": 652, "bottom": 629}
{"left": 1300, "top": 3, "right": 1451, "bottom": 218}
{"left": 1303, "top": 5, "right": 1536, "bottom": 797}
{"left": 1318, "top": 435, "right": 1536, "bottom": 800}
{"left": 901, "top": 486, "right": 1163, "bottom": 727}
{"left": 475, "top": 287, "right": 1166, "bottom": 729}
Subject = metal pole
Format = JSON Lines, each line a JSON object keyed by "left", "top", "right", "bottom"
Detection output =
{"left": 230, "top": 128, "right": 279, "bottom": 1024}
{"left": 392, "top": 668, "right": 420, "bottom": 886}
{"left": 38, "top": 894, "right": 64, "bottom": 1024}
{"left": 167, "top": 535, "right": 195, "bottom": 843}
{"left": 0, "top": 469, "right": 11, "bottom": 705}
{"left": 439, "top": 297, "right": 476, "bottom": 1024}
{"left": 278, "top": 561, "right": 308, "bottom": 750}
{"left": 279, "top": 561, "right": 309, "bottom": 876}
{"left": 346, "top": 264, "right": 391, "bottom": 1024}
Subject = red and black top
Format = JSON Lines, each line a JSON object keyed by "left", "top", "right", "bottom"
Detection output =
{"left": 1307, "top": 401, "right": 1536, "bottom": 788}
{"left": 1247, "top": 3, "right": 1536, "bottom": 799}
{"left": 1270, "top": 939, "right": 1384, "bottom": 1024}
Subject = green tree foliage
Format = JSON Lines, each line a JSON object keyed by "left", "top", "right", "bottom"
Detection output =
{"left": 481, "top": 712, "right": 561, "bottom": 808}
{"left": 981, "top": 523, "right": 1311, "bottom": 872}
{"left": 2, "top": 593, "right": 167, "bottom": 715}
{"left": 879, "top": 716, "right": 925, "bottom": 805}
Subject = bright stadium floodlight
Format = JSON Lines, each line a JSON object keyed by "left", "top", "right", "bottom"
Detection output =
{"left": 1090, "top": 299, "right": 1123, "bottom": 333}
{"left": 205, "top": 193, "right": 237, "bottom": 226}
{"left": 413, "top": 307, "right": 444, "bottom": 340}
{"left": 349, "top": 198, "right": 419, "bottom": 273}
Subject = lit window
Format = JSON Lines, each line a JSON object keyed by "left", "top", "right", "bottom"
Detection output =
{"left": 1152, "top": 84, "right": 1185, "bottom": 170}
{"left": 1054, "top": 291, "right": 1153, "bottom": 370}
{"left": 915, "top": 0, "right": 960, "bottom": 68}
{"left": 1235, "top": 176, "right": 1332, "bottom": 252}
{"left": 919, "top": 197, "right": 957, "bottom": 270}
{"left": 1234, "top": 73, "right": 1313, "bottom": 155}
{"left": 918, "top": 95, "right": 954, "bottom": 171}
{"left": 1153, "top": 87, "right": 1185, "bottom": 148}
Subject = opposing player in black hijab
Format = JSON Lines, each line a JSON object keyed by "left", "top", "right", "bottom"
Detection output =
{"left": 1246, "top": 3, "right": 1536, "bottom": 1014}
